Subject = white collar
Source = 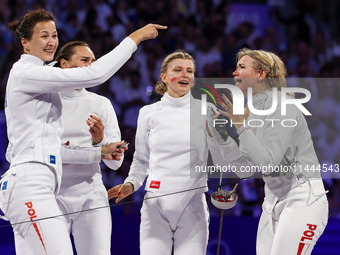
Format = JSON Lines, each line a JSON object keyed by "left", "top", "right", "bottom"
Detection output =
{"left": 60, "top": 89, "right": 87, "bottom": 99}
{"left": 251, "top": 89, "right": 270, "bottom": 109}
{"left": 19, "top": 54, "right": 45, "bottom": 66}
{"left": 161, "top": 91, "right": 191, "bottom": 107}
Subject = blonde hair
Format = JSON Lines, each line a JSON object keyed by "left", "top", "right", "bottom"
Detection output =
{"left": 236, "top": 48, "right": 287, "bottom": 91}
{"left": 155, "top": 50, "right": 195, "bottom": 96}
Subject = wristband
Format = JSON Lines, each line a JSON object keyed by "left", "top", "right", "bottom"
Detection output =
{"left": 237, "top": 124, "right": 250, "bottom": 135}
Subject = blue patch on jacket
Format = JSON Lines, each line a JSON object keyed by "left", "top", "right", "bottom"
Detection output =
{"left": 2, "top": 181, "right": 7, "bottom": 190}
{"left": 50, "top": 155, "right": 56, "bottom": 164}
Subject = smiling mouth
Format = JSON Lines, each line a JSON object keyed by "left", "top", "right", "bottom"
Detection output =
{"left": 44, "top": 49, "right": 54, "bottom": 54}
{"left": 179, "top": 81, "right": 189, "bottom": 85}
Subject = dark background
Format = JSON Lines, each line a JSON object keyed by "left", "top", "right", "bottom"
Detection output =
{"left": 0, "top": 0, "right": 339, "bottom": 254}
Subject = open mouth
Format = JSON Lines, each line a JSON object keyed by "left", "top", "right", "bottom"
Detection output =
{"left": 44, "top": 49, "right": 54, "bottom": 54}
{"left": 179, "top": 80, "right": 189, "bottom": 85}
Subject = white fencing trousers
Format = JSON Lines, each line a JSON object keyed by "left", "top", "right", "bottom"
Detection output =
{"left": 57, "top": 190, "right": 112, "bottom": 255}
{"left": 0, "top": 163, "right": 73, "bottom": 255}
{"left": 140, "top": 192, "right": 209, "bottom": 255}
{"left": 256, "top": 179, "right": 328, "bottom": 255}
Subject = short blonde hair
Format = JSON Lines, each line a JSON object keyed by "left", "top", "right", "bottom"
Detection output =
{"left": 155, "top": 50, "right": 195, "bottom": 96}
{"left": 236, "top": 48, "right": 287, "bottom": 91}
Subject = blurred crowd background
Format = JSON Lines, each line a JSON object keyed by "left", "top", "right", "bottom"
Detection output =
{"left": 0, "top": 0, "right": 339, "bottom": 218}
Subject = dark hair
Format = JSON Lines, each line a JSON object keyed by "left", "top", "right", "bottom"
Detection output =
{"left": 8, "top": 9, "right": 55, "bottom": 54}
{"left": 54, "top": 41, "right": 90, "bottom": 67}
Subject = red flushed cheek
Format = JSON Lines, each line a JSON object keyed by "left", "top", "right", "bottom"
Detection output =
{"left": 170, "top": 76, "right": 177, "bottom": 82}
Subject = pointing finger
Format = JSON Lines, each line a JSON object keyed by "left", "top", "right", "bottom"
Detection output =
{"left": 152, "top": 24, "right": 168, "bottom": 30}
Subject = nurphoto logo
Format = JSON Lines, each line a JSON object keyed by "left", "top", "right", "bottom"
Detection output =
{"left": 201, "top": 84, "right": 311, "bottom": 116}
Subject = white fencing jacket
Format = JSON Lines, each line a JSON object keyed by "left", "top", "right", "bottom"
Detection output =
{"left": 5, "top": 37, "right": 136, "bottom": 192}
{"left": 59, "top": 89, "right": 123, "bottom": 169}
{"left": 211, "top": 89, "right": 325, "bottom": 213}
{"left": 57, "top": 88, "right": 122, "bottom": 214}
{"left": 124, "top": 92, "right": 222, "bottom": 196}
